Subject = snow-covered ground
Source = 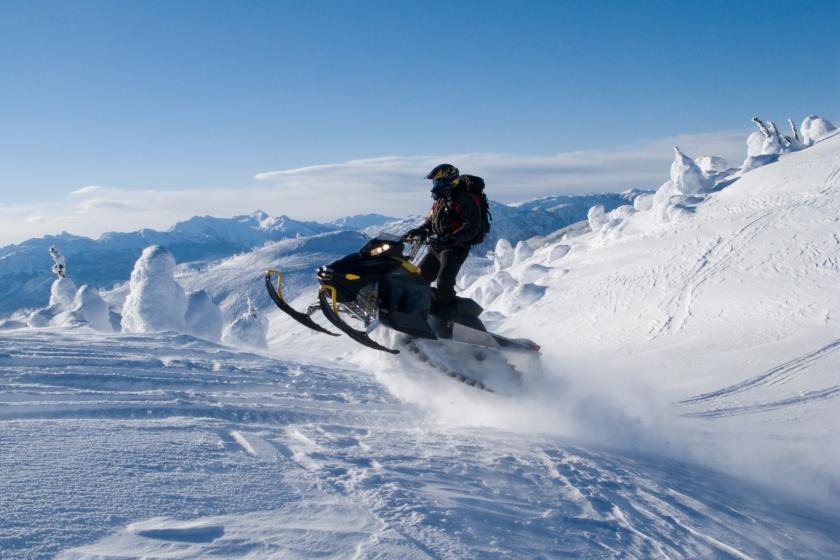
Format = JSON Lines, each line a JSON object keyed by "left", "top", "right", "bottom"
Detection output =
{"left": 2, "top": 122, "right": 840, "bottom": 558}
{"left": 2, "top": 329, "right": 838, "bottom": 559}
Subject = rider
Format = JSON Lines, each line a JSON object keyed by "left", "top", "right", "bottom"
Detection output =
{"left": 402, "top": 164, "right": 482, "bottom": 339}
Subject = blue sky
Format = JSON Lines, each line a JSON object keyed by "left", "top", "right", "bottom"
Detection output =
{"left": 0, "top": 0, "right": 837, "bottom": 244}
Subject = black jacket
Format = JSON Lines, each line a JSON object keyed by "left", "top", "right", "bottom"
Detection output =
{"left": 420, "top": 189, "right": 482, "bottom": 246}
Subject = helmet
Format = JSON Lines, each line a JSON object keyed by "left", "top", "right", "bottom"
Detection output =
{"left": 425, "top": 164, "right": 460, "bottom": 199}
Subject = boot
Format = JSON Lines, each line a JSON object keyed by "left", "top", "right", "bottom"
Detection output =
{"left": 440, "top": 306, "right": 456, "bottom": 339}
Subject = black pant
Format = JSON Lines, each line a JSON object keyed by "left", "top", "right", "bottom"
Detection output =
{"left": 419, "top": 245, "right": 470, "bottom": 318}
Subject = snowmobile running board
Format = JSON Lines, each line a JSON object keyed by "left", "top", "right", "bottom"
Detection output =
{"left": 264, "top": 270, "right": 340, "bottom": 337}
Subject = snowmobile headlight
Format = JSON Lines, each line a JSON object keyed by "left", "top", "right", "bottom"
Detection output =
{"left": 370, "top": 244, "right": 390, "bottom": 256}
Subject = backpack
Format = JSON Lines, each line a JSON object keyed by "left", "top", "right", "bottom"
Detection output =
{"left": 458, "top": 175, "right": 492, "bottom": 245}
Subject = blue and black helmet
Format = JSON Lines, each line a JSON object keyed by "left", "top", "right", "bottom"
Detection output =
{"left": 425, "top": 164, "right": 460, "bottom": 199}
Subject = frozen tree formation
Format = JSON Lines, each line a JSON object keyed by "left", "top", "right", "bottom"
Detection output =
{"left": 121, "top": 246, "right": 188, "bottom": 333}
{"left": 513, "top": 240, "right": 535, "bottom": 264}
{"left": 801, "top": 115, "right": 836, "bottom": 146}
{"left": 50, "top": 245, "right": 66, "bottom": 278}
{"left": 185, "top": 290, "right": 224, "bottom": 343}
{"left": 64, "top": 285, "right": 113, "bottom": 332}
{"left": 48, "top": 245, "right": 77, "bottom": 308}
{"left": 27, "top": 245, "right": 79, "bottom": 327}
{"left": 222, "top": 298, "right": 269, "bottom": 349}
{"left": 493, "top": 238, "right": 515, "bottom": 270}
{"left": 694, "top": 156, "right": 729, "bottom": 175}
{"left": 587, "top": 205, "right": 608, "bottom": 231}
{"left": 671, "top": 147, "right": 710, "bottom": 195}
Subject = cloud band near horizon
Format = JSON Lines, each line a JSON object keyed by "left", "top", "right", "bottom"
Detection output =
{"left": 0, "top": 128, "right": 753, "bottom": 247}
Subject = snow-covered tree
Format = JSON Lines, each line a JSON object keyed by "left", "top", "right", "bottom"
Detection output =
{"left": 513, "top": 240, "right": 535, "bottom": 265}
{"left": 50, "top": 245, "right": 66, "bottom": 278}
{"left": 48, "top": 246, "right": 77, "bottom": 308}
{"left": 671, "top": 147, "right": 710, "bottom": 195}
{"left": 222, "top": 297, "right": 268, "bottom": 349}
{"left": 801, "top": 116, "right": 836, "bottom": 146}
{"left": 587, "top": 205, "right": 607, "bottom": 231}
{"left": 28, "top": 245, "right": 79, "bottom": 327}
{"left": 65, "top": 285, "right": 113, "bottom": 332}
{"left": 493, "top": 239, "right": 515, "bottom": 270}
{"left": 185, "top": 290, "right": 224, "bottom": 343}
{"left": 121, "top": 246, "right": 188, "bottom": 333}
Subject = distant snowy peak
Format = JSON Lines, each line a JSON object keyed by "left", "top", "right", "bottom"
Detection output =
{"left": 510, "top": 191, "right": 643, "bottom": 213}
{"left": 328, "top": 214, "right": 396, "bottom": 230}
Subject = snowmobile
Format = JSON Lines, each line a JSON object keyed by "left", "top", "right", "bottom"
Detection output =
{"left": 265, "top": 234, "right": 541, "bottom": 391}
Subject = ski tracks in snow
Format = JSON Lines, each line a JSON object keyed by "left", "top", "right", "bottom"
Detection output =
{"left": 2, "top": 330, "right": 840, "bottom": 559}
{"left": 679, "top": 337, "right": 840, "bottom": 418}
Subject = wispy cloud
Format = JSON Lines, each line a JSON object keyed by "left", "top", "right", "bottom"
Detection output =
{"left": 0, "top": 128, "right": 754, "bottom": 247}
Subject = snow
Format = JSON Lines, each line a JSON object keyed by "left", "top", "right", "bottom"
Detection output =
{"left": 2, "top": 122, "right": 840, "bottom": 558}
{"left": 801, "top": 115, "right": 836, "bottom": 146}
{"left": 491, "top": 238, "right": 514, "bottom": 269}
{"left": 671, "top": 146, "right": 710, "bottom": 195}
{"left": 587, "top": 204, "right": 607, "bottom": 230}
{"left": 121, "top": 245, "right": 187, "bottom": 333}
{"left": 65, "top": 285, "right": 113, "bottom": 332}
{"left": 512, "top": 239, "right": 534, "bottom": 264}
{"left": 222, "top": 298, "right": 269, "bottom": 349}
{"left": 184, "top": 289, "right": 223, "bottom": 343}
{"left": 49, "top": 277, "right": 78, "bottom": 308}
{"left": 694, "top": 155, "right": 729, "bottom": 174}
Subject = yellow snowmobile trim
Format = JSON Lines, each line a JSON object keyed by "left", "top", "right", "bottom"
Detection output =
{"left": 391, "top": 258, "right": 420, "bottom": 274}
{"left": 345, "top": 274, "right": 360, "bottom": 280}
{"left": 319, "top": 285, "right": 339, "bottom": 315}
{"left": 266, "top": 270, "right": 285, "bottom": 302}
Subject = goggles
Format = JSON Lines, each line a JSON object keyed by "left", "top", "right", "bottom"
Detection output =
{"left": 432, "top": 178, "right": 453, "bottom": 189}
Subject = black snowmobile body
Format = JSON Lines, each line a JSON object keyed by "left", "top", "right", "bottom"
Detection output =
{"left": 265, "top": 234, "right": 541, "bottom": 357}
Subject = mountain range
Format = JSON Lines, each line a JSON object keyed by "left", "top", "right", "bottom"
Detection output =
{"left": 0, "top": 193, "right": 643, "bottom": 316}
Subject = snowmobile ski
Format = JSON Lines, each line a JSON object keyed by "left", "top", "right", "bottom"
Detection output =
{"left": 265, "top": 270, "right": 339, "bottom": 337}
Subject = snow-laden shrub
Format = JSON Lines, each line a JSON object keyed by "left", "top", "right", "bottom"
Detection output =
{"left": 49, "top": 277, "right": 78, "bottom": 308}
{"left": 746, "top": 117, "right": 805, "bottom": 159}
{"left": 222, "top": 298, "right": 268, "bottom": 349}
{"left": 633, "top": 193, "right": 655, "bottom": 211}
{"left": 694, "top": 156, "right": 729, "bottom": 175}
{"left": 493, "top": 239, "right": 514, "bottom": 270}
{"left": 185, "top": 290, "right": 223, "bottom": 343}
{"left": 608, "top": 205, "right": 636, "bottom": 220}
{"left": 548, "top": 244, "right": 570, "bottom": 262}
{"left": 519, "top": 263, "right": 551, "bottom": 284}
{"left": 457, "top": 273, "right": 481, "bottom": 290}
{"left": 671, "top": 147, "right": 709, "bottom": 195}
{"left": 588, "top": 205, "right": 607, "bottom": 231}
{"left": 498, "top": 283, "right": 547, "bottom": 315}
{"left": 474, "top": 271, "right": 517, "bottom": 307}
{"left": 599, "top": 204, "right": 636, "bottom": 232}
{"left": 513, "top": 241, "right": 534, "bottom": 264}
{"left": 652, "top": 181, "right": 676, "bottom": 223}
{"left": 28, "top": 245, "right": 78, "bottom": 327}
{"left": 65, "top": 285, "right": 112, "bottom": 332}
{"left": 50, "top": 245, "right": 66, "bottom": 279}
{"left": 801, "top": 116, "right": 836, "bottom": 146}
{"left": 121, "top": 246, "right": 187, "bottom": 333}
{"left": 746, "top": 130, "right": 768, "bottom": 157}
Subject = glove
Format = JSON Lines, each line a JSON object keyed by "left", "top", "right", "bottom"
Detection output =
{"left": 431, "top": 236, "right": 456, "bottom": 251}
{"left": 402, "top": 228, "right": 428, "bottom": 242}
